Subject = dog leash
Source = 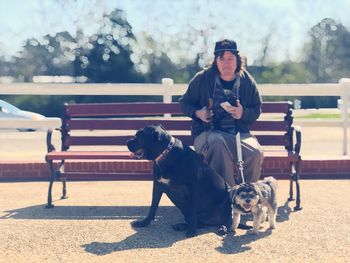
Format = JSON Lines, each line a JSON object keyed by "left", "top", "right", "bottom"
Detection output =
{"left": 236, "top": 132, "right": 245, "bottom": 184}
{"left": 232, "top": 77, "right": 245, "bottom": 184}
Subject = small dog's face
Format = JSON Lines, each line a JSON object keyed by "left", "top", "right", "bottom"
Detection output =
{"left": 127, "top": 125, "right": 168, "bottom": 160}
{"left": 233, "top": 183, "right": 260, "bottom": 212}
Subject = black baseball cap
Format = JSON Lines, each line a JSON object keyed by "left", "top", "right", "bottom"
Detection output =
{"left": 214, "top": 39, "right": 239, "bottom": 54}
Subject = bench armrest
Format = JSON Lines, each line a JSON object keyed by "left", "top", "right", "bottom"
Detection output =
{"left": 294, "top": 126, "right": 301, "bottom": 154}
{"left": 46, "top": 129, "right": 56, "bottom": 153}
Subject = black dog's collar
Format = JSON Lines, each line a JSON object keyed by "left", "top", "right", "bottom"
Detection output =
{"left": 155, "top": 136, "right": 176, "bottom": 163}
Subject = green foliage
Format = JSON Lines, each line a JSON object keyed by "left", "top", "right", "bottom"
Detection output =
{"left": 297, "top": 113, "right": 341, "bottom": 119}
{"left": 250, "top": 62, "right": 313, "bottom": 84}
{"left": 249, "top": 62, "right": 339, "bottom": 108}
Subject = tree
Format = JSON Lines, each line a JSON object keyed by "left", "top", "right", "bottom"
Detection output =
{"left": 304, "top": 18, "right": 350, "bottom": 83}
{"left": 12, "top": 31, "right": 78, "bottom": 81}
{"left": 0, "top": 57, "right": 15, "bottom": 77}
{"left": 82, "top": 9, "right": 143, "bottom": 83}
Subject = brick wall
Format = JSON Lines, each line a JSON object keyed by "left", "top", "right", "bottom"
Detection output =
{"left": 0, "top": 159, "right": 349, "bottom": 181}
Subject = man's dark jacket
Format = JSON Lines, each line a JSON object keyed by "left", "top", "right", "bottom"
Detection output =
{"left": 179, "top": 67, "right": 262, "bottom": 138}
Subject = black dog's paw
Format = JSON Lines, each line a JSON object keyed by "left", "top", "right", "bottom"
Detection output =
{"left": 186, "top": 229, "right": 197, "bottom": 238}
{"left": 238, "top": 223, "right": 253, "bottom": 230}
{"left": 131, "top": 218, "right": 151, "bottom": 228}
{"left": 171, "top": 223, "right": 188, "bottom": 232}
{"left": 217, "top": 225, "right": 228, "bottom": 236}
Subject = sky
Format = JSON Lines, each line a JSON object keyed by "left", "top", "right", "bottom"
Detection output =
{"left": 0, "top": 0, "right": 350, "bottom": 65}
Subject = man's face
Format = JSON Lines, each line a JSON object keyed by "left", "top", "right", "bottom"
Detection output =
{"left": 216, "top": 51, "right": 237, "bottom": 79}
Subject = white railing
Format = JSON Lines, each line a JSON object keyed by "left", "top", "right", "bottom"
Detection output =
{"left": 1, "top": 78, "right": 349, "bottom": 155}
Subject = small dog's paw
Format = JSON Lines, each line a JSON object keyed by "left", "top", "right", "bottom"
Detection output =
{"left": 269, "top": 224, "right": 277, "bottom": 230}
{"left": 238, "top": 223, "right": 253, "bottom": 230}
{"left": 131, "top": 219, "right": 151, "bottom": 228}
{"left": 217, "top": 225, "right": 228, "bottom": 236}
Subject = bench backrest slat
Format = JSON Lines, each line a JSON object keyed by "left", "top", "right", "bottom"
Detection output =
{"left": 66, "top": 119, "right": 193, "bottom": 130}
{"left": 65, "top": 102, "right": 292, "bottom": 116}
{"left": 261, "top": 102, "right": 292, "bottom": 113}
{"left": 66, "top": 119, "right": 289, "bottom": 132}
{"left": 61, "top": 101, "right": 294, "bottom": 149}
{"left": 65, "top": 103, "right": 183, "bottom": 117}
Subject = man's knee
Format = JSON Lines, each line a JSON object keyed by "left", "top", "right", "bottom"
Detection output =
{"left": 208, "top": 133, "right": 227, "bottom": 151}
{"left": 208, "top": 132, "right": 224, "bottom": 143}
{"left": 243, "top": 149, "right": 263, "bottom": 183}
{"left": 245, "top": 147, "right": 264, "bottom": 164}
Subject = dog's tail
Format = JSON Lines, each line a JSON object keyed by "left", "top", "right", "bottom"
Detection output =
{"left": 262, "top": 176, "right": 278, "bottom": 190}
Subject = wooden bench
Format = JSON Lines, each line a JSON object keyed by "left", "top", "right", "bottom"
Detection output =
{"left": 45, "top": 101, "right": 302, "bottom": 210}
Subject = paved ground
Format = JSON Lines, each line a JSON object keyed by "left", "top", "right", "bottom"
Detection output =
{"left": 0, "top": 180, "right": 350, "bottom": 262}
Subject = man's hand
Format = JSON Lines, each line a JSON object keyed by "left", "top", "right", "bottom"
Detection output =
{"left": 226, "top": 100, "right": 243, "bottom": 119}
{"left": 195, "top": 106, "right": 213, "bottom": 123}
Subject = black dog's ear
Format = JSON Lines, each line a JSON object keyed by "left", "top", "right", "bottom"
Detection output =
{"left": 151, "top": 124, "right": 168, "bottom": 141}
{"left": 157, "top": 124, "right": 166, "bottom": 131}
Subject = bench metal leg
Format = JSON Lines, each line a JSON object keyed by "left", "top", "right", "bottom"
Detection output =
{"left": 46, "top": 161, "right": 56, "bottom": 208}
{"left": 61, "top": 179, "right": 68, "bottom": 199}
{"left": 288, "top": 162, "right": 294, "bottom": 201}
{"left": 287, "top": 160, "right": 302, "bottom": 211}
{"left": 294, "top": 159, "right": 302, "bottom": 211}
{"left": 59, "top": 163, "right": 68, "bottom": 200}
{"left": 46, "top": 160, "right": 67, "bottom": 208}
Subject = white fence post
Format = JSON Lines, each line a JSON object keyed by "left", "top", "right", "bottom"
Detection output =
{"left": 161, "top": 78, "right": 174, "bottom": 118}
{"left": 339, "top": 78, "right": 350, "bottom": 156}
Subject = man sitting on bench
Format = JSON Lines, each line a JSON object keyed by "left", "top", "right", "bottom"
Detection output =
{"left": 179, "top": 39, "right": 263, "bottom": 186}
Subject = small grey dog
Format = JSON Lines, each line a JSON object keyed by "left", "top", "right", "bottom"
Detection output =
{"left": 230, "top": 176, "right": 278, "bottom": 235}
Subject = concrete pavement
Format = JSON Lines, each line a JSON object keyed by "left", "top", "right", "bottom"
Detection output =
{"left": 1, "top": 180, "right": 350, "bottom": 262}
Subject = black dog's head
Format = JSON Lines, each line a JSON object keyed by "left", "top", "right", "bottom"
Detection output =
{"left": 127, "top": 124, "right": 171, "bottom": 160}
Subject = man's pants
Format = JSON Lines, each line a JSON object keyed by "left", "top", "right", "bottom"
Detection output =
{"left": 194, "top": 130, "right": 264, "bottom": 186}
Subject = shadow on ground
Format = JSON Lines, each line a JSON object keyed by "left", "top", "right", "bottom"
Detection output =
{"left": 82, "top": 224, "right": 199, "bottom": 255}
{"left": 1, "top": 199, "right": 294, "bottom": 255}
{"left": 216, "top": 200, "right": 294, "bottom": 254}
{"left": 81, "top": 200, "right": 293, "bottom": 256}
{"left": 1, "top": 204, "right": 177, "bottom": 220}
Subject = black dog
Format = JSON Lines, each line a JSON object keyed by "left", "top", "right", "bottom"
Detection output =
{"left": 127, "top": 124, "right": 233, "bottom": 237}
